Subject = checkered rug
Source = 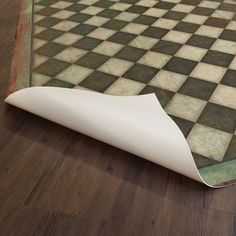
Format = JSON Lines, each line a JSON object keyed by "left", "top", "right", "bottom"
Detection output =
{"left": 31, "top": 0, "right": 236, "bottom": 183}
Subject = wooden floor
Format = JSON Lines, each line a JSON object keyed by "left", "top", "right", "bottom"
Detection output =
{"left": 0, "top": 1, "right": 236, "bottom": 235}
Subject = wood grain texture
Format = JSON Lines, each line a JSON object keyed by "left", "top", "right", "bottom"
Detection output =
{"left": 0, "top": 1, "right": 236, "bottom": 235}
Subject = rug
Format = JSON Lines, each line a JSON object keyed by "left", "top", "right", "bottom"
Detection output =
{"left": 7, "top": 0, "right": 236, "bottom": 187}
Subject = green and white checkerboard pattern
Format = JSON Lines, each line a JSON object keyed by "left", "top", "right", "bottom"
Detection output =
{"left": 32, "top": 0, "right": 236, "bottom": 178}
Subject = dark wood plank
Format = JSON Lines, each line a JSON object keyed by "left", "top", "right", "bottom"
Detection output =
{"left": 0, "top": 0, "right": 236, "bottom": 235}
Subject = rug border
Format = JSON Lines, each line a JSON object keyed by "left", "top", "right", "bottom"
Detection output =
{"left": 8, "top": 0, "right": 33, "bottom": 95}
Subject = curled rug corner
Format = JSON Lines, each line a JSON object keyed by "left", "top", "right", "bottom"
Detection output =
{"left": 5, "top": 86, "right": 226, "bottom": 188}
